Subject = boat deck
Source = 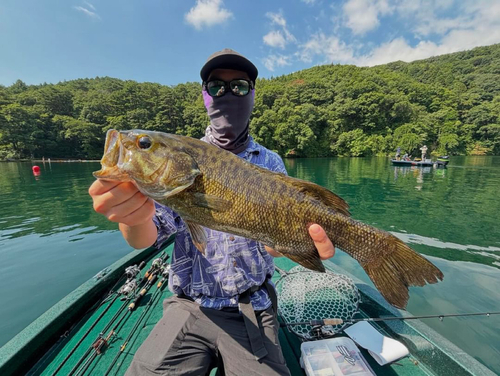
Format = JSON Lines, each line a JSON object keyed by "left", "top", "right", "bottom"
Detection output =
{"left": 29, "top": 245, "right": 424, "bottom": 376}
{"left": 1, "top": 241, "right": 494, "bottom": 376}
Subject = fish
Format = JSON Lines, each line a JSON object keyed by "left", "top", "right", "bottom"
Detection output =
{"left": 94, "top": 129, "right": 444, "bottom": 309}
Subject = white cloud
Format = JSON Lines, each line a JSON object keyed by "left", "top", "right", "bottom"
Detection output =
{"left": 263, "top": 12, "right": 296, "bottom": 49}
{"left": 263, "top": 31, "right": 287, "bottom": 49}
{"left": 266, "top": 12, "right": 287, "bottom": 28}
{"left": 394, "top": 0, "right": 468, "bottom": 37}
{"left": 262, "top": 54, "right": 292, "bottom": 71}
{"left": 355, "top": 0, "right": 500, "bottom": 66}
{"left": 301, "top": 0, "right": 317, "bottom": 4}
{"left": 298, "top": 33, "right": 355, "bottom": 64}
{"left": 355, "top": 38, "right": 442, "bottom": 66}
{"left": 74, "top": 5, "right": 100, "bottom": 20}
{"left": 84, "top": 1, "right": 95, "bottom": 11}
{"left": 395, "top": 0, "right": 454, "bottom": 21}
{"left": 295, "top": 0, "right": 500, "bottom": 67}
{"left": 342, "top": 0, "right": 393, "bottom": 35}
{"left": 413, "top": 16, "right": 471, "bottom": 37}
{"left": 185, "top": 0, "right": 232, "bottom": 30}
{"left": 262, "top": 0, "right": 500, "bottom": 72}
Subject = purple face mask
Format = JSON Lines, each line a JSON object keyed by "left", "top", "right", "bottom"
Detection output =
{"left": 203, "top": 89, "right": 255, "bottom": 154}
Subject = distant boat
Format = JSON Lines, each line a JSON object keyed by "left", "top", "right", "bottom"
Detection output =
{"left": 391, "top": 156, "right": 449, "bottom": 168}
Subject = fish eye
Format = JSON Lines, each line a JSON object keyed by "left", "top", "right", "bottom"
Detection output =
{"left": 137, "top": 136, "right": 152, "bottom": 150}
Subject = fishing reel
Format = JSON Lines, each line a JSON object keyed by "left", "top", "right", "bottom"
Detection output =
{"left": 311, "top": 324, "right": 337, "bottom": 339}
{"left": 152, "top": 255, "right": 170, "bottom": 279}
{"left": 124, "top": 264, "right": 142, "bottom": 280}
{"left": 118, "top": 279, "right": 137, "bottom": 299}
{"left": 161, "top": 263, "right": 171, "bottom": 278}
{"left": 151, "top": 257, "right": 164, "bottom": 269}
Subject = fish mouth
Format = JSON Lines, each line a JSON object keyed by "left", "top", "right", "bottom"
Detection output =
{"left": 93, "top": 130, "right": 131, "bottom": 181}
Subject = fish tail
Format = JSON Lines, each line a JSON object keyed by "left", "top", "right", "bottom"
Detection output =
{"left": 327, "top": 217, "right": 444, "bottom": 309}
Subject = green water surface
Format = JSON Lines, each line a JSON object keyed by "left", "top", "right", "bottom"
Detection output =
{"left": 0, "top": 157, "right": 499, "bottom": 373}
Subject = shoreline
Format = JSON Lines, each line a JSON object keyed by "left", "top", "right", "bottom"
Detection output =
{"left": 1, "top": 155, "right": 499, "bottom": 163}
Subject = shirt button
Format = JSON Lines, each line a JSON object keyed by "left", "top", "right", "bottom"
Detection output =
{"left": 229, "top": 236, "right": 235, "bottom": 241}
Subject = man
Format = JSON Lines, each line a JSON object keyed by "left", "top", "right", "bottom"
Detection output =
{"left": 420, "top": 145, "right": 428, "bottom": 161}
{"left": 89, "top": 49, "right": 335, "bottom": 375}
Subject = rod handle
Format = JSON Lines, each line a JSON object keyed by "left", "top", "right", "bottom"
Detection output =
{"left": 323, "top": 318, "right": 344, "bottom": 326}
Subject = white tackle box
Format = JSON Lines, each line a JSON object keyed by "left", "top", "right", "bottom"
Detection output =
{"left": 300, "top": 337, "right": 375, "bottom": 376}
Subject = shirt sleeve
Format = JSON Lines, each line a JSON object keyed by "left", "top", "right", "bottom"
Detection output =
{"left": 152, "top": 202, "right": 179, "bottom": 249}
{"left": 267, "top": 151, "right": 288, "bottom": 176}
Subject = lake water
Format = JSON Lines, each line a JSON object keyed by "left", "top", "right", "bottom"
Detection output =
{"left": 1, "top": 157, "right": 499, "bottom": 373}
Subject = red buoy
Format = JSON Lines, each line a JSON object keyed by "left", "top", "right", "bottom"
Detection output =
{"left": 32, "top": 165, "right": 41, "bottom": 176}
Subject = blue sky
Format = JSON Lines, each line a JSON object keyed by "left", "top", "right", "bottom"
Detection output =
{"left": 1, "top": 0, "right": 500, "bottom": 87}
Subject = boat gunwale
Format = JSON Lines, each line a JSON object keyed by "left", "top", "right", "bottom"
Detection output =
{"left": 0, "top": 241, "right": 171, "bottom": 376}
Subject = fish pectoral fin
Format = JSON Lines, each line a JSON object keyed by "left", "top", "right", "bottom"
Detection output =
{"left": 185, "top": 221, "right": 207, "bottom": 255}
{"left": 192, "top": 193, "right": 232, "bottom": 212}
{"left": 288, "top": 178, "right": 350, "bottom": 217}
{"left": 274, "top": 245, "right": 325, "bottom": 273}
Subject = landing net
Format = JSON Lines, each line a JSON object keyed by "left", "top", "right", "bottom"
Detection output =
{"left": 276, "top": 265, "right": 360, "bottom": 340}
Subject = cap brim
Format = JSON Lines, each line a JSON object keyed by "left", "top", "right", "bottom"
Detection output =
{"left": 200, "top": 54, "right": 258, "bottom": 82}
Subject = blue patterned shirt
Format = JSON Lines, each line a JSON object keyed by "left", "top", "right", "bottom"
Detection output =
{"left": 153, "top": 136, "right": 287, "bottom": 310}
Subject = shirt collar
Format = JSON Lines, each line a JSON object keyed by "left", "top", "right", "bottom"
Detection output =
{"left": 201, "top": 135, "right": 260, "bottom": 158}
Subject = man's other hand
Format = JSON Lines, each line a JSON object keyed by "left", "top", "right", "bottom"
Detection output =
{"left": 266, "top": 224, "right": 335, "bottom": 260}
{"left": 308, "top": 224, "right": 335, "bottom": 260}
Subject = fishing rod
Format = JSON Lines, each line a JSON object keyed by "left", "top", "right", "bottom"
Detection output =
{"left": 51, "top": 261, "right": 145, "bottom": 376}
{"left": 104, "top": 264, "right": 171, "bottom": 376}
{"left": 136, "top": 264, "right": 171, "bottom": 332}
{"left": 74, "top": 261, "right": 166, "bottom": 376}
{"left": 139, "top": 252, "right": 167, "bottom": 284}
{"left": 281, "top": 311, "right": 500, "bottom": 328}
{"left": 68, "top": 260, "right": 159, "bottom": 376}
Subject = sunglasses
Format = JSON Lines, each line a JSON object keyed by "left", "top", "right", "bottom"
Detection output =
{"left": 203, "top": 79, "right": 254, "bottom": 97}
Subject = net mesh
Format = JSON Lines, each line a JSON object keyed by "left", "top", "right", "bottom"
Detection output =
{"left": 276, "top": 266, "right": 360, "bottom": 340}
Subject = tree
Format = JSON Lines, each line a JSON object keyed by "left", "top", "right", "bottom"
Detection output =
{"left": 1, "top": 44, "right": 500, "bottom": 160}
{"left": 0, "top": 103, "right": 38, "bottom": 158}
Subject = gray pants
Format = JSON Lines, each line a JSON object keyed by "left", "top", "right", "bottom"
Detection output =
{"left": 125, "top": 296, "right": 291, "bottom": 376}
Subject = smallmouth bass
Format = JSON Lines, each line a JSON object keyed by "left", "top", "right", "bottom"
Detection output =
{"left": 94, "top": 129, "right": 444, "bottom": 309}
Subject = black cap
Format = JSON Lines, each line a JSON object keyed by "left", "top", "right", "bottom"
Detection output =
{"left": 200, "top": 48, "right": 258, "bottom": 82}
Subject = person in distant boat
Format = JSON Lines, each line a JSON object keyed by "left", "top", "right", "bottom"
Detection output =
{"left": 403, "top": 152, "right": 409, "bottom": 161}
{"left": 395, "top": 146, "right": 401, "bottom": 160}
{"left": 420, "top": 145, "right": 428, "bottom": 161}
{"left": 89, "top": 48, "right": 335, "bottom": 376}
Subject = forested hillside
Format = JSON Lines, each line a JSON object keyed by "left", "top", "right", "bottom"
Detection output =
{"left": 1, "top": 44, "right": 499, "bottom": 159}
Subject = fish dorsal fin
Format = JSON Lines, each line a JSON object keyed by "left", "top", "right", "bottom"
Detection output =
{"left": 185, "top": 220, "right": 207, "bottom": 255}
{"left": 192, "top": 193, "right": 232, "bottom": 212}
{"left": 288, "top": 176, "right": 350, "bottom": 216}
